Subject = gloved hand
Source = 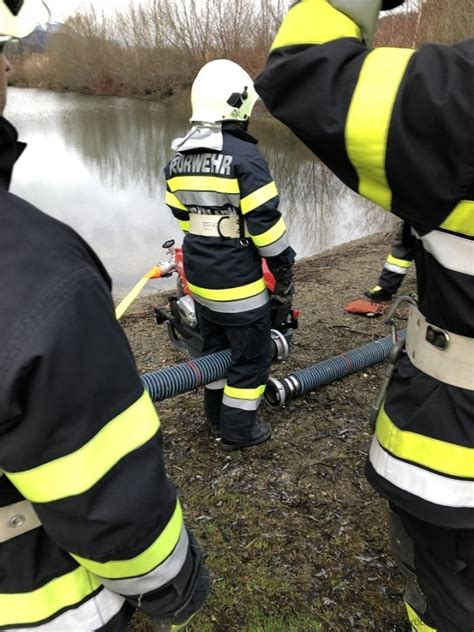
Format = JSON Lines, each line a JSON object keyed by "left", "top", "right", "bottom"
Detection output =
{"left": 328, "top": 0, "right": 405, "bottom": 47}
{"left": 270, "top": 263, "right": 294, "bottom": 305}
{"left": 272, "top": 279, "right": 295, "bottom": 306}
{"left": 134, "top": 528, "right": 210, "bottom": 630}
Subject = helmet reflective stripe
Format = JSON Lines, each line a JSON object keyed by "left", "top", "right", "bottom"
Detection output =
{"left": 0, "top": 0, "right": 49, "bottom": 38}
{"left": 191, "top": 59, "right": 259, "bottom": 124}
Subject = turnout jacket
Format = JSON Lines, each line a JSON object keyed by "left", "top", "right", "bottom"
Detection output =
{"left": 0, "top": 118, "right": 196, "bottom": 630}
{"left": 256, "top": 1, "right": 474, "bottom": 528}
{"left": 164, "top": 124, "right": 295, "bottom": 325}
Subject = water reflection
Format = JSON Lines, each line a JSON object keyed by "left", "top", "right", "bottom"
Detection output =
{"left": 7, "top": 88, "right": 393, "bottom": 297}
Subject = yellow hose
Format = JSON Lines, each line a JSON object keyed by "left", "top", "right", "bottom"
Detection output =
{"left": 115, "top": 266, "right": 163, "bottom": 320}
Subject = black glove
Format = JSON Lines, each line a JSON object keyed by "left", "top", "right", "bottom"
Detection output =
{"left": 272, "top": 264, "right": 295, "bottom": 306}
{"left": 130, "top": 528, "right": 210, "bottom": 628}
{"left": 272, "top": 280, "right": 294, "bottom": 306}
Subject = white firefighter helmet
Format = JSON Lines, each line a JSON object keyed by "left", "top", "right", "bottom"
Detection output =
{"left": 190, "top": 59, "right": 259, "bottom": 124}
{"left": 0, "top": 0, "right": 50, "bottom": 40}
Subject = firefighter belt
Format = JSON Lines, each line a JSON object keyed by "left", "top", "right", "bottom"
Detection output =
{"left": 188, "top": 214, "right": 250, "bottom": 239}
{"left": 406, "top": 305, "right": 474, "bottom": 390}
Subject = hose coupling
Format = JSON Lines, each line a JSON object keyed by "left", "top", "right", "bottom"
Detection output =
{"left": 264, "top": 374, "right": 301, "bottom": 408}
{"left": 270, "top": 329, "right": 290, "bottom": 362}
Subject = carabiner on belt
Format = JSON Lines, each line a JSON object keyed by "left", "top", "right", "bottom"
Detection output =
{"left": 369, "top": 295, "right": 417, "bottom": 430}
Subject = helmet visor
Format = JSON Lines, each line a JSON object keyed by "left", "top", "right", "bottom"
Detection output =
{"left": 0, "top": 0, "right": 50, "bottom": 39}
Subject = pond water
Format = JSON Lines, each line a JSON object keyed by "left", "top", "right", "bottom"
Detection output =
{"left": 7, "top": 87, "right": 393, "bottom": 297}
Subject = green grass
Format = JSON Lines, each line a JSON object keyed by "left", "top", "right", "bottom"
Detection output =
{"left": 244, "top": 611, "right": 323, "bottom": 631}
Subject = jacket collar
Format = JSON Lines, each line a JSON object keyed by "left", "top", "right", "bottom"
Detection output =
{"left": 0, "top": 116, "right": 26, "bottom": 191}
{"left": 222, "top": 121, "right": 258, "bottom": 145}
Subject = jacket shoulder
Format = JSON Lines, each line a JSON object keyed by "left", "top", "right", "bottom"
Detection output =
{"left": 0, "top": 190, "right": 110, "bottom": 351}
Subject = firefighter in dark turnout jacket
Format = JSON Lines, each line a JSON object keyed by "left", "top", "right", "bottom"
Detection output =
{"left": 0, "top": 2, "right": 209, "bottom": 629}
{"left": 164, "top": 59, "right": 295, "bottom": 450}
{"left": 256, "top": 1, "right": 474, "bottom": 630}
{"left": 365, "top": 221, "right": 414, "bottom": 301}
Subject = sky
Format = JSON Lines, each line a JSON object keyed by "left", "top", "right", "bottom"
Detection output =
{"left": 46, "top": 0, "right": 139, "bottom": 21}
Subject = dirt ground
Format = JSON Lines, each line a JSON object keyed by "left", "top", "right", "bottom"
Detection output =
{"left": 122, "top": 232, "right": 417, "bottom": 632}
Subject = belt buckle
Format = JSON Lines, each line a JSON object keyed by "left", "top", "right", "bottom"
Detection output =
{"left": 426, "top": 325, "right": 450, "bottom": 350}
{"left": 217, "top": 215, "right": 235, "bottom": 239}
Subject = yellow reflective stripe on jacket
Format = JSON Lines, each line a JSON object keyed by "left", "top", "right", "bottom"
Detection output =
{"left": 5, "top": 391, "right": 160, "bottom": 503}
{"left": 224, "top": 385, "right": 266, "bottom": 400}
{"left": 346, "top": 48, "right": 415, "bottom": 211}
{"left": 72, "top": 501, "right": 183, "bottom": 579}
{"left": 240, "top": 182, "right": 278, "bottom": 215}
{"left": 0, "top": 566, "right": 100, "bottom": 626}
{"left": 251, "top": 217, "right": 287, "bottom": 248}
{"left": 271, "top": 0, "right": 360, "bottom": 51}
{"left": 405, "top": 603, "right": 437, "bottom": 631}
{"left": 376, "top": 407, "right": 474, "bottom": 479}
{"left": 440, "top": 200, "right": 474, "bottom": 237}
{"left": 188, "top": 278, "right": 266, "bottom": 302}
{"left": 386, "top": 254, "right": 412, "bottom": 268}
{"left": 166, "top": 190, "right": 187, "bottom": 211}
{"left": 168, "top": 176, "right": 240, "bottom": 195}
{"left": 178, "top": 219, "right": 190, "bottom": 232}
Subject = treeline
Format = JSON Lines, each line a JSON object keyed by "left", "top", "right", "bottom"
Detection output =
{"left": 9, "top": 0, "right": 473, "bottom": 100}
{"left": 9, "top": 0, "right": 287, "bottom": 99}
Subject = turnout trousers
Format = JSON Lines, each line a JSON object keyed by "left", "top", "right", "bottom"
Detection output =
{"left": 378, "top": 221, "right": 414, "bottom": 295}
{"left": 389, "top": 505, "right": 474, "bottom": 632}
{"left": 196, "top": 304, "right": 273, "bottom": 443}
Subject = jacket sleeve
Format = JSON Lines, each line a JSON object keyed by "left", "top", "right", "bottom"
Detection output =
{"left": 0, "top": 266, "right": 204, "bottom": 619}
{"left": 255, "top": 0, "right": 474, "bottom": 233}
{"left": 165, "top": 182, "right": 190, "bottom": 233}
{"left": 237, "top": 147, "right": 296, "bottom": 270}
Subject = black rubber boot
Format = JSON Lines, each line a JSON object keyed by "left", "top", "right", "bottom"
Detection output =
{"left": 204, "top": 387, "right": 223, "bottom": 437}
{"left": 364, "top": 285, "right": 393, "bottom": 302}
{"left": 210, "top": 422, "right": 221, "bottom": 438}
{"left": 221, "top": 422, "right": 272, "bottom": 451}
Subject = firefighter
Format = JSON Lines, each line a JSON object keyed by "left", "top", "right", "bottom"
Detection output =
{"left": 365, "top": 220, "right": 414, "bottom": 301}
{"left": 164, "top": 59, "right": 296, "bottom": 451}
{"left": 256, "top": 1, "right": 474, "bottom": 630}
{"left": 0, "top": 2, "right": 209, "bottom": 629}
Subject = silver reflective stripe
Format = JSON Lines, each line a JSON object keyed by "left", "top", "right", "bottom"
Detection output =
{"left": 406, "top": 305, "right": 474, "bottom": 390}
{"left": 369, "top": 437, "right": 474, "bottom": 508}
{"left": 384, "top": 262, "right": 409, "bottom": 275}
{"left": 193, "top": 289, "right": 269, "bottom": 314}
{"left": 176, "top": 190, "right": 240, "bottom": 208}
{"left": 222, "top": 395, "right": 263, "bottom": 411}
{"left": 12, "top": 587, "right": 125, "bottom": 631}
{"left": 205, "top": 379, "right": 226, "bottom": 391}
{"left": 412, "top": 228, "right": 474, "bottom": 276}
{"left": 257, "top": 232, "right": 290, "bottom": 257}
{"left": 0, "top": 500, "right": 41, "bottom": 543}
{"left": 100, "top": 525, "right": 189, "bottom": 596}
